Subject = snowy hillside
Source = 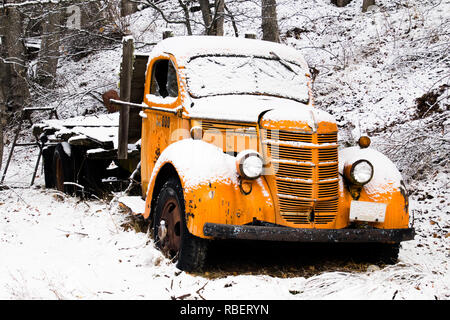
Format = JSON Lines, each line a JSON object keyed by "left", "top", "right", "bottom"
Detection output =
{"left": 0, "top": 0, "right": 448, "bottom": 300}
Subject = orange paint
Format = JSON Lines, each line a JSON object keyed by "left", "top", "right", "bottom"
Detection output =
{"left": 141, "top": 50, "right": 409, "bottom": 240}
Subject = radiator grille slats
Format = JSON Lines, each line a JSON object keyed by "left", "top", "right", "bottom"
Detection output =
{"left": 276, "top": 163, "right": 313, "bottom": 180}
{"left": 268, "top": 144, "right": 313, "bottom": 162}
{"left": 318, "top": 133, "right": 338, "bottom": 144}
{"left": 318, "top": 181, "right": 339, "bottom": 198}
{"left": 278, "top": 198, "right": 312, "bottom": 214}
{"left": 277, "top": 179, "right": 313, "bottom": 198}
{"left": 266, "top": 130, "right": 313, "bottom": 143}
{"left": 264, "top": 129, "right": 339, "bottom": 226}
{"left": 318, "top": 164, "right": 339, "bottom": 180}
{"left": 318, "top": 148, "right": 338, "bottom": 162}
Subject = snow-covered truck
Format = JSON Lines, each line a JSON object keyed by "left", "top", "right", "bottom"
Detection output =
{"left": 38, "top": 36, "right": 415, "bottom": 271}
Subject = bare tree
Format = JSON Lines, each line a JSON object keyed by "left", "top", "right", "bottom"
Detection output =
{"left": 362, "top": 0, "right": 375, "bottom": 12}
{"left": 0, "top": 1, "right": 30, "bottom": 112}
{"left": 215, "top": 0, "right": 224, "bottom": 36}
{"left": 36, "top": 5, "right": 61, "bottom": 87}
{"left": 198, "top": 0, "right": 213, "bottom": 32}
{"left": 198, "top": 0, "right": 225, "bottom": 35}
{"left": 0, "top": 76, "right": 4, "bottom": 172}
{"left": 145, "top": 0, "right": 193, "bottom": 35}
{"left": 121, "top": 0, "right": 138, "bottom": 17}
{"left": 261, "top": 0, "right": 280, "bottom": 43}
{"left": 331, "top": 0, "right": 352, "bottom": 7}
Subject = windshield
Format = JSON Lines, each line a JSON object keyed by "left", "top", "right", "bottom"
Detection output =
{"left": 185, "top": 55, "right": 310, "bottom": 103}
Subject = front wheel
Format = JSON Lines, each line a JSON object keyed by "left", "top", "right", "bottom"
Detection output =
{"left": 375, "top": 243, "right": 400, "bottom": 264}
{"left": 364, "top": 243, "right": 400, "bottom": 264}
{"left": 153, "top": 178, "right": 208, "bottom": 272}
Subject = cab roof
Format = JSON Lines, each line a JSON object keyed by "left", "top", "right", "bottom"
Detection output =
{"left": 146, "top": 35, "right": 309, "bottom": 70}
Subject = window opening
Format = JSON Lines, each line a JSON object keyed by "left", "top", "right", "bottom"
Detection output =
{"left": 150, "top": 60, "right": 179, "bottom": 98}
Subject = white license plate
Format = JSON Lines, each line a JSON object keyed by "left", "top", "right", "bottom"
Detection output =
{"left": 349, "top": 201, "right": 387, "bottom": 223}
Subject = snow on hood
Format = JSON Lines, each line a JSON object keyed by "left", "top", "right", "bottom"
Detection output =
{"left": 149, "top": 139, "right": 238, "bottom": 192}
{"left": 262, "top": 106, "right": 336, "bottom": 130}
{"left": 187, "top": 95, "right": 328, "bottom": 124}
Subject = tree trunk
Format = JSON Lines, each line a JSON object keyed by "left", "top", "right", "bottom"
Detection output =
{"left": 331, "top": 0, "right": 352, "bottom": 7}
{"left": 0, "top": 24, "right": 5, "bottom": 172}
{"left": 0, "top": 4, "right": 30, "bottom": 112}
{"left": 0, "top": 25, "right": 10, "bottom": 112}
{"left": 0, "top": 80, "right": 4, "bottom": 173}
{"left": 121, "top": 0, "right": 138, "bottom": 17}
{"left": 214, "top": 0, "right": 225, "bottom": 36}
{"left": 177, "top": 0, "right": 193, "bottom": 35}
{"left": 37, "top": 6, "right": 61, "bottom": 87}
{"left": 199, "top": 0, "right": 214, "bottom": 34}
{"left": 261, "top": 0, "right": 280, "bottom": 43}
{"left": 362, "top": 0, "right": 376, "bottom": 12}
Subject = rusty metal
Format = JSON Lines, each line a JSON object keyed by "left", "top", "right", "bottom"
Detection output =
{"left": 160, "top": 197, "right": 181, "bottom": 257}
{"left": 203, "top": 223, "right": 415, "bottom": 243}
{"left": 55, "top": 153, "right": 64, "bottom": 192}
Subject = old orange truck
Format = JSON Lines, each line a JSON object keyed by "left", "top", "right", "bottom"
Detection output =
{"left": 39, "top": 35, "right": 414, "bottom": 271}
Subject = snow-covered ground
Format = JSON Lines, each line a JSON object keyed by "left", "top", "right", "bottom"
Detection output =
{"left": 0, "top": 160, "right": 448, "bottom": 300}
{"left": 0, "top": 0, "right": 449, "bottom": 299}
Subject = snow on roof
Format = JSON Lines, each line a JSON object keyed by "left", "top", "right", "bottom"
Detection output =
{"left": 147, "top": 36, "right": 310, "bottom": 70}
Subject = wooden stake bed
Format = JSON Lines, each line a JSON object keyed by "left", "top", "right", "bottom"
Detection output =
{"left": 33, "top": 112, "right": 121, "bottom": 152}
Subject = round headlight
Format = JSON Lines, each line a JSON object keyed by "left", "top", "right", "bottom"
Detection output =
{"left": 236, "top": 150, "right": 263, "bottom": 180}
{"left": 190, "top": 126, "right": 203, "bottom": 140}
{"left": 350, "top": 160, "right": 374, "bottom": 185}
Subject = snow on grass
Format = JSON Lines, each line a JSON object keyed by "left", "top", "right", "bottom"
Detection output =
{"left": 0, "top": 142, "right": 448, "bottom": 300}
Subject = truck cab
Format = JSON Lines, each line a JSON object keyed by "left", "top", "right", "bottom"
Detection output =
{"left": 131, "top": 36, "right": 414, "bottom": 271}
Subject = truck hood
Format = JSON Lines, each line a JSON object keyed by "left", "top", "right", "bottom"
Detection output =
{"left": 186, "top": 95, "right": 336, "bottom": 131}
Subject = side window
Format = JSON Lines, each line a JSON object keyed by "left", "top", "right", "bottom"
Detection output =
{"left": 150, "top": 60, "right": 179, "bottom": 98}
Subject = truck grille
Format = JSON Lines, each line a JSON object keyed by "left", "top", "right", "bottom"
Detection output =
{"left": 263, "top": 129, "right": 339, "bottom": 226}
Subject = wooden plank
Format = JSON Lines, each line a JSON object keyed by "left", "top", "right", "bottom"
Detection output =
{"left": 68, "top": 135, "right": 102, "bottom": 148}
{"left": 118, "top": 36, "right": 134, "bottom": 160}
{"left": 128, "top": 54, "right": 148, "bottom": 143}
{"left": 86, "top": 148, "right": 117, "bottom": 159}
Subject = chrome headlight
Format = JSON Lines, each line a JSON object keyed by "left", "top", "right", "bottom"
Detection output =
{"left": 236, "top": 150, "right": 263, "bottom": 180}
{"left": 348, "top": 159, "right": 374, "bottom": 185}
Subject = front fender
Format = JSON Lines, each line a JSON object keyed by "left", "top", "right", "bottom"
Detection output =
{"left": 337, "top": 147, "right": 410, "bottom": 229}
{"left": 144, "top": 139, "right": 275, "bottom": 238}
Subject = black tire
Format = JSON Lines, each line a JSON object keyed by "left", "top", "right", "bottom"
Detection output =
{"left": 153, "top": 178, "right": 208, "bottom": 272}
{"left": 52, "top": 143, "right": 77, "bottom": 194}
{"left": 43, "top": 146, "right": 56, "bottom": 188}
{"left": 370, "top": 243, "right": 400, "bottom": 264}
{"left": 79, "top": 159, "right": 110, "bottom": 197}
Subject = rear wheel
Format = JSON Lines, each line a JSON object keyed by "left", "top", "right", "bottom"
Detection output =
{"left": 153, "top": 178, "right": 208, "bottom": 272}
{"left": 52, "top": 143, "right": 77, "bottom": 194}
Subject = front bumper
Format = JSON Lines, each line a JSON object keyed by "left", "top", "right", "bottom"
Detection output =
{"left": 203, "top": 223, "right": 415, "bottom": 243}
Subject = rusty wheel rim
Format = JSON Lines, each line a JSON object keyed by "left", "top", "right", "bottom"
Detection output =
{"left": 160, "top": 197, "right": 182, "bottom": 258}
{"left": 55, "top": 154, "right": 64, "bottom": 191}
